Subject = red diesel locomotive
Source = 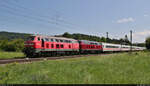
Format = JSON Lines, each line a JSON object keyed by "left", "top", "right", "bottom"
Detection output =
{"left": 79, "top": 40, "right": 102, "bottom": 54}
{"left": 23, "top": 35, "right": 103, "bottom": 57}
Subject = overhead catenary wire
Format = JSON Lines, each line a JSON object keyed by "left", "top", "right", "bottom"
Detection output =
{"left": 11, "top": 0, "right": 83, "bottom": 28}
{"left": 0, "top": 4, "right": 80, "bottom": 33}
{"left": 0, "top": 0, "right": 85, "bottom": 32}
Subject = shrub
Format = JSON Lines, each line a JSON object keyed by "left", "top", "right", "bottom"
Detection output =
{"left": 0, "top": 39, "right": 24, "bottom": 52}
{"left": 145, "top": 37, "right": 150, "bottom": 49}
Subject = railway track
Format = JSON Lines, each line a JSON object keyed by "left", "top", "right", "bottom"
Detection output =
{"left": 0, "top": 53, "right": 113, "bottom": 65}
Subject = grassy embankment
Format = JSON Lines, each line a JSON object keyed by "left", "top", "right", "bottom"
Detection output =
{"left": 0, "top": 51, "right": 25, "bottom": 59}
{"left": 0, "top": 51, "right": 150, "bottom": 84}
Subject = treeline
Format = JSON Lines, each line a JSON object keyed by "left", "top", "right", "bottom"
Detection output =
{"left": 0, "top": 31, "right": 31, "bottom": 52}
{"left": 0, "top": 39, "right": 24, "bottom": 52}
{"left": 132, "top": 43, "right": 145, "bottom": 47}
{"left": 0, "top": 31, "right": 146, "bottom": 52}
{"left": 57, "top": 32, "right": 131, "bottom": 45}
{"left": 0, "top": 31, "right": 31, "bottom": 41}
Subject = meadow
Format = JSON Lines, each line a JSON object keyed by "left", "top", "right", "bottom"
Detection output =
{"left": 0, "top": 51, "right": 150, "bottom": 84}
{"left": 0, "top": 51, "right": 25, "bottom": 59}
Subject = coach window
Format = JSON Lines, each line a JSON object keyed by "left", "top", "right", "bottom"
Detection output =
{"left": 38, "top": 37, "right": 40, "bottom": 41}
{"left": 46, "top": 44, "right": 49, "bottom": 48}
{"left": 61, "top": 44, "right": 64, "bottom": 48}
{"left": 56, "top": 44, "right": 59, "bottom": 48}
{"left": 51, "top": 44, "right": 54, "bottom": 48}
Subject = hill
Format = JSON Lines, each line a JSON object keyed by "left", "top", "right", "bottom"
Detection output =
{"left": 0, "top": 31, "right": 31, "bottom": 41}
{"left": 0, "top": 31, "right": 145, "bottom": 47}
{"left": 57, "top": 32, "right": 131, "bottom": 45}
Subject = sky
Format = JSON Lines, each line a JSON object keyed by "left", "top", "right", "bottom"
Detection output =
{"left": 0, "top": 0, "right": 150, "bottom": 43}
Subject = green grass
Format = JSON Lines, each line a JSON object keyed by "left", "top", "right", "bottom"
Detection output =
{"left": 0, "top": 51, "right": 150, "bottom": 84}
{"left": 0, "top": 51, "right": 25, "bottom": 59}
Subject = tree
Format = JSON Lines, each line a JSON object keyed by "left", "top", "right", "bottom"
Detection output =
{"left": 62, "top": 32, "right": 72, "bottom": 38}
{"left": 100, "top": 37, "right": 106, "bottom": 42}
{"left": 124, "top": 35, "right": 130, "bottom": 45}
{"left": 0, "top": 39, "right": 24, "bottom": 52}
{"left": 0, "top": 39, "right": 9, "bottom": 51}
{"left": 124, "top": 35, "right": 129, "bottom": 41}
{"left": 146, "top": 37, "right": 150, "bottom": 49}
{"left": 12, "top": 39, "right": 24, "bottom": 52}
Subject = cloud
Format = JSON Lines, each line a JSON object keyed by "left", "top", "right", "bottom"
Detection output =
{"left": 144, "top": 14, "right": 149, "bottom": 17}
{"left": 132, "top": 30, "right": 150, "bottom": 43}
{"left": 116, "top": 17, "right": 135, "bottom": 23}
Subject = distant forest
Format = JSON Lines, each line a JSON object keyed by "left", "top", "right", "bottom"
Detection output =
{"left": 0, "top": 31, "right": 31, "bottom": 41}
{"left": 0, "top": 31, "right": 145, "bottom": 47}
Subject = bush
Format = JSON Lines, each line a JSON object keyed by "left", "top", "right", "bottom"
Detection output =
{"left": 145, "top": 37, "right": 150, "bottom": 49}
{"left": 12, "top": 39, "right": 24, "bottom": 52}
{"left": 0, "top": 39, "right": 24, "bottom": 52}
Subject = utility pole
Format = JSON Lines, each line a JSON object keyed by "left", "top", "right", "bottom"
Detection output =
{"left": 106, "top": 32, "right": 108, "bottom": 42}
{"left": 130, "top": 30, "right": 132, "bottom": 52}
{"left": 106, "top": 32, "right": 108, "bottom": 39}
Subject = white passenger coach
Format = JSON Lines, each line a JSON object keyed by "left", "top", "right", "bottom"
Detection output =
{"left": 102, "top": 43, "right": 145, "bottom": 52}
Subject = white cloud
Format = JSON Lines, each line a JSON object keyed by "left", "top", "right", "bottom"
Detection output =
{"left": 144, "top": 14, "right": 149, "bottom": 17}
{"left": 132, "top": 30, "right": 150, "bottom": 43}
{"left": 116, "top": 17, "right": 135, "bottom": 23}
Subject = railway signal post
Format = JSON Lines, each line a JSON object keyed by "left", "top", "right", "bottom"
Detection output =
{"left": 130, "top": 30, "right": 132, "bottom": 52}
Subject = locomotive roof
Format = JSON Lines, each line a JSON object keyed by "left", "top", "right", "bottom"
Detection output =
{"left": 79, "top": 40, "right": 99, "bottom": 43}
{"left": 32, "top": 35, "right": 76, "bottom": 41}
{"left": 79, "top": 40, "right": 101, "bottom": 45}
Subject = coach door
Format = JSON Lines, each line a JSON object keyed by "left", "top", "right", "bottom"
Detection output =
{"left": 41, "top": 38, "right": 45, "bottom": 48}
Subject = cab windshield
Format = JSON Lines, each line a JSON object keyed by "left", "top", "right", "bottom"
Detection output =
{"left": 27, "top": 36, "right": 35, "bottom": 41}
